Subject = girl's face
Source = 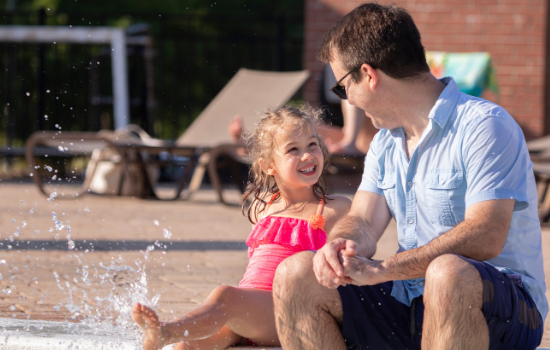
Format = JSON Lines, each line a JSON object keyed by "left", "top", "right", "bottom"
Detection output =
{"left": 266, "top": 123, "right": 324, "bottom": 190}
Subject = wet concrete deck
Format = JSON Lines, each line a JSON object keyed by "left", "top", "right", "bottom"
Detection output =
{"left": 0, "top": 180, "right": 549, "bottom": 347}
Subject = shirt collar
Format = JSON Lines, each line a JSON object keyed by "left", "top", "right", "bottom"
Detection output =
{"left": 429, "top": 77, "right": 461, "bottom": 129}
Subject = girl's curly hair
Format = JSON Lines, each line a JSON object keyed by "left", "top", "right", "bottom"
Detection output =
{"left": 241, "top": 105, "right": 330, "bottom": 224}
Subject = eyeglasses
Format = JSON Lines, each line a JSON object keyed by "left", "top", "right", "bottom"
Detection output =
{"left": 330, "top": 66, "right": 361, "bottom": 100}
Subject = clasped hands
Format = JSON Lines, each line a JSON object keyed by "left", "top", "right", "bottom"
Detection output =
{"left": 313, "top": 238, "right": 388, "bottom": 289}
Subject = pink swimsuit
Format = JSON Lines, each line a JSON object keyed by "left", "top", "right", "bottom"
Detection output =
{"left": 239, "top": 193, "right": 327, "bottom": 291}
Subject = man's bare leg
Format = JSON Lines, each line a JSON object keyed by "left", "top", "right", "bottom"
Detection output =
{"left": 273, "top": 252, "right": 346, "bottom": 350}
{"left": 422, "top": 254, "right": 488, "bottom": 350}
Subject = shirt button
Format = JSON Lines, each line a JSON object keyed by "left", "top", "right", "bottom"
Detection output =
{"left": 418, "top": 281, "right": 424, "bottom": 287}
{"left": 407, "top": 181, "right": 413, "bottom": 187}
{"left": 408, "top": 218, "right": 414, "bottom": 224}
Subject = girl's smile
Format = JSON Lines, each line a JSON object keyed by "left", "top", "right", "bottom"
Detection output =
{"left": 298, "top": 164, "right": 317, "bottom": 176}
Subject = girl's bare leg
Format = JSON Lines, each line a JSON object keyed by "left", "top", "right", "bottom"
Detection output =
{"left": 173, "top": 326, "right": 242, "bottom": 350}
{"left": 132, "top": 286, "right": 279, "bottom": 350}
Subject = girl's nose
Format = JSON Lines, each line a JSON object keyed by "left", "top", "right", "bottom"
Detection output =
{"left": 301, "top": 152, "right": 313, "bottom": 161}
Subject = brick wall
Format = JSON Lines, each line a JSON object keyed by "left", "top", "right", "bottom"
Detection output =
{"left": 304, "top": 0, "right": 549, "bottom": 139}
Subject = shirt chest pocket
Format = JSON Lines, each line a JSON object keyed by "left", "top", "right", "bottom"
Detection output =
{"left": 377, "top": 172, "right": 397, "bottom": 217}
{"left": 425, "top": 170, "right": 466, "bottom": 227}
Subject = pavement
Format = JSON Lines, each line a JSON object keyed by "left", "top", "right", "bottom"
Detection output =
{"left": 0, "top": 178, "right": 549, "bottom": 347}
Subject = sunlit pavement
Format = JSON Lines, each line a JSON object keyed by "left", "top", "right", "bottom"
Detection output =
{"left": 0, "top": 181, "right": 549, "bottom": 347}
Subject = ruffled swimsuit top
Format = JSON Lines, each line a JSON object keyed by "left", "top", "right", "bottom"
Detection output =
{"left": 239, "top": 192, "right": 327, "bottom": 291}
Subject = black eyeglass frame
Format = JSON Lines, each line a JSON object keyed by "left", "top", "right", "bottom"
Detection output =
{"left": 329, "top": 65, "right": 361, "bottom": 100}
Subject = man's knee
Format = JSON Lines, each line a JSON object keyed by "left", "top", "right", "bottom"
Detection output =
{"left": 425, "top": 254, "right": 482, "bottom": 302}
{"left": 273, "top": 251, "right": 315, "bottom": 293}
{"left": 426, "top": 254, "right": 479, "bottom": 282}
{"left": 273, "top": 251, "right": 344, "bottom": 326}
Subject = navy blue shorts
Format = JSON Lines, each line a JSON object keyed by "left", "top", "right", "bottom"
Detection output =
{"left": 337, "top": 257, "right": 543, "bottom": 350}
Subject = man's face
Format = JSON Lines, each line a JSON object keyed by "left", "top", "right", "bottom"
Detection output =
{"left": 329, "top": 59, "right": 366, "bottom": 108}
{"left": 329, "top": 58, "right": 397, "bottom": 130}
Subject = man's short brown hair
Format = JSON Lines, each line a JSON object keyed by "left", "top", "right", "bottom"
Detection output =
{"left": 318, "top": 3, "right": 430, "bottom": 82}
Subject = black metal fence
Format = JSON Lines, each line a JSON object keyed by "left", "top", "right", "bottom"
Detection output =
{"left": 0, "top": 10, "right": 304, "bottom": 146}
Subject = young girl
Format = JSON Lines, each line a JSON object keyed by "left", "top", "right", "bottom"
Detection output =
{"left": 132, "top": 105, "right": 351, "bottom": 350}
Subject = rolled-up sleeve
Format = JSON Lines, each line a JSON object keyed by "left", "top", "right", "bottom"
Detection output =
{"left": 358, "top": 132, "right": 384, "bottom": 196}
{"left": 463, "top": 116, "right": 529, "bottom": 211}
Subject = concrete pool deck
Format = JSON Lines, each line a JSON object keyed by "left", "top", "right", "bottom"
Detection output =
{"left": 0, "top": 180, "right": 549, "bottom": 348}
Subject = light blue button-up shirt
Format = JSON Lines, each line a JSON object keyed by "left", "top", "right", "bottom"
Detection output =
{"left": 358, "top": 77, "right": 548, "bottom": 320}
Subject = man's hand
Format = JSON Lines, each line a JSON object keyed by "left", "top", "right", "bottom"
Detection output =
{"left": 339, "top": 252, "right": 388, "bottom": 286}
{"left": 313, "top": 238, "right": 358, "bottom": 289}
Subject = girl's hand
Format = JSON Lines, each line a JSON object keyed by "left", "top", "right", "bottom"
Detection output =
{"left": 338, "top": 252, "right": 388, "bottom": 286}
{"left": 313, "top": 238, "right": 357, "bottom": 289}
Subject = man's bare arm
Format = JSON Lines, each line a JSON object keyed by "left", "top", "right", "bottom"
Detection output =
{"left": 342, "top": 199, "right": 514, "bottom": 285}
{"left": 329, "top": 190, "right": 391, "bottom": 255}
{"left": 313, "top": 191, "right": 391, "bottom": 288}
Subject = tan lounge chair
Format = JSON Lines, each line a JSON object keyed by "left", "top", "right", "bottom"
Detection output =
{"left": 25, "top": 68, "right": 310, "bottom": 204}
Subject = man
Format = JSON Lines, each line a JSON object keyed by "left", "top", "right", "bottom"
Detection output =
{"left": 272, "top": 3, "right": 547, "bottom": 349}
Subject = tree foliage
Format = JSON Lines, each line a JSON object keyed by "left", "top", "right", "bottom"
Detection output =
{"left": 2, "top": 0, "right": 303, "bottom": 16}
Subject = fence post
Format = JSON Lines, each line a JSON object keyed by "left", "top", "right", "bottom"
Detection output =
{"left": 273, "top": 13, "right": 285, "bottom": 71}
{"left": 111, "top": 29, "right": 129, "bottom": 130}
{"left": 6, "top": 20, "right": 15, "bottom": 148}
{"left": 36, "top": 8, "right": 46, "bottom": 131}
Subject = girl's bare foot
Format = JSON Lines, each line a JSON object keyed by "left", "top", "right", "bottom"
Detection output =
{"left": 132, "top": 302, "right": 166, "bottom": 350}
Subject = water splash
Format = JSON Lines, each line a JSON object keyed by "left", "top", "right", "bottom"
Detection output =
{"left": 49, "top": 256, "right": 159, "bottom": 346}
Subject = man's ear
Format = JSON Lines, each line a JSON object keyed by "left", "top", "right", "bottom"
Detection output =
{"left": 361, "top": 64, "right": 379, "bottom": 90}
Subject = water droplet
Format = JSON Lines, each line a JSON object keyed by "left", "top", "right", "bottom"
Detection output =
{"left": 11, "top": 219, "right": 15, "bottom": 223}
{"left": 10, "top": 305, "right": 15, "bottom": 311}
{"left": 53, "top": 306, "right": 59, "bottom": 311}
{"left": 84, "top": 207, "right": 90, "bottom": 213}
{"left": 57, "top": 146, "right": 65, "bottom": 152}
{"left": 29, "top": 209, "right": 34, "bottom": 214}
{"left": 163, "top": 229, "right": 172, "bottom": 239}
{"left": 184, "top": 330, "right": 189, "bottom": 337}
{"left": 21, "top": 221, "right": 26, "bottom": 228}
{"left": 25, "top": 92, "right": 30, "bottom": 96}
{"left": 34, "top": 230, "right": 39, "bottom": 235}
{"left": 44, "top": 114, "right": 48, "bottom": 120}
{"left": 154, "top": 220, "right": 159, "bottom": 226}
{"left": 44, "top": 165, "right": 53, "bottom": 172}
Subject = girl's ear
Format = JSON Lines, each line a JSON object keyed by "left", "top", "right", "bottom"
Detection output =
{"left": 259, "top": 158, "right": 276, "bottom": 176}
